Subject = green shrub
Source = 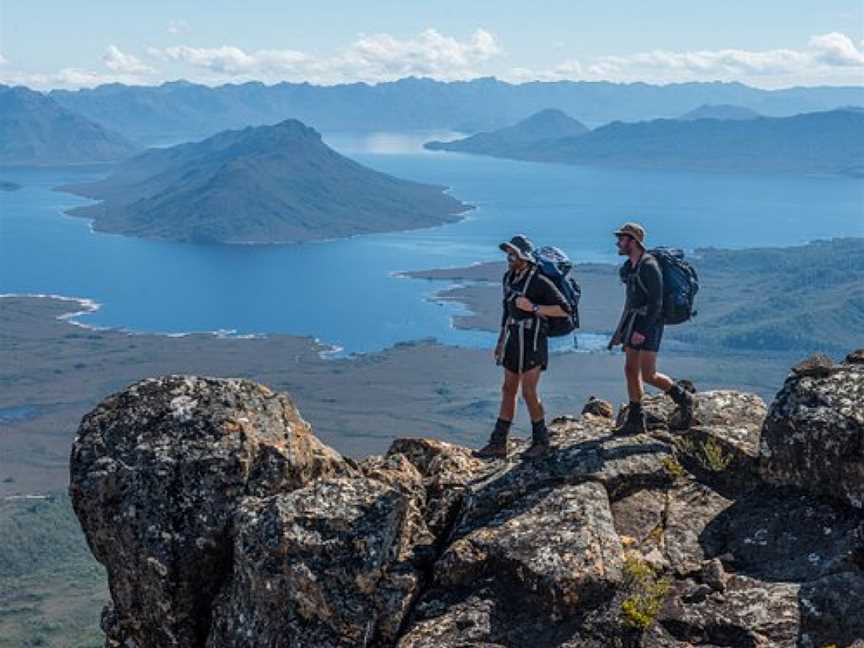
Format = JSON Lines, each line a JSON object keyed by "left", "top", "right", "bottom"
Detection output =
{"left": 620, "top": 555, "right": 671, "bottom": 630}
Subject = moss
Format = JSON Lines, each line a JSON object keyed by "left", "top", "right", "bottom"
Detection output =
{"left": 619, "top": 555, "right": 671, "bottom": 630}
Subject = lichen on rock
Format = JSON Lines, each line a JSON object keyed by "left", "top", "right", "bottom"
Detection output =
{"left": 68, "top": 355, "right": 864, "bottom": 648}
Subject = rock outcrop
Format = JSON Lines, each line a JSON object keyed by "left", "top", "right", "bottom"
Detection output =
{"left": 760, "top": 351, "right": 864, "bottom": 508}
{"left": 69, "top": 354, "right": 864, "bottom": 648}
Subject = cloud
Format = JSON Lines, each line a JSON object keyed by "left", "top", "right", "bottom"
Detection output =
{"left": 337, "top": 28, "right": 501, "bottom": 80}
{"left": 509, "top": 33, "right": 864, "bottom": 86}
{"left": 147, "top": 28, "right": 502, "bottom": 84}
{"left": 103, "top": 45, "right": 155, "bottom": 75}
{"left": 167, "top": 19, "right": 189, "bottom": 35}
{"left": 809, "top": 32, "right": 864, "bottom": 66}
{"left": 155, "top": 45, "right": 309, "bottom": 75}
{"left": 0, "top": 53, "right": 7, "bottom": 65}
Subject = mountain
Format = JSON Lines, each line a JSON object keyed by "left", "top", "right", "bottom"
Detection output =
{"left": 679, "top": 103, "right": 762, "bottom": 120}
{"left": 429, "top": 108, "right": 864, "bottom": 176}
{"left": 425, "top": 108, "right": 589, "bottom": 155}
{"left": 59, "top": 119, "right": 469, "bottom": 244}
{"left": 48, "top": 78, "right": 864, "bottom": 145}
{"left": 69, "top": 355, "right": 864, "bottom": 646}
{"left": 0, "top": 85, "right": 138, "bottom": 165}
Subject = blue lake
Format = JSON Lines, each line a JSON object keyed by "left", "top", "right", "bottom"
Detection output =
{"left": 1, "top": 132, "right": 862, "bottom": 354}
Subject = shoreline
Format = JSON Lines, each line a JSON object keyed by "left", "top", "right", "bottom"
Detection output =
{"left": 0, "top": 293, "right": 341, "bottom": 356}
{"left": 1, "top": 292, "right": 807, "bottom": 498}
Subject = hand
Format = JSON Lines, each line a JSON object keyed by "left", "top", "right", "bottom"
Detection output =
{"left": 515, "top": 296, "right": 534, "bottom": 312}
{"left": 630, "top": 331, "right": 646, "bottom": 346}
{"left": 494, "top": 343, "right": 504, "bottom": 362}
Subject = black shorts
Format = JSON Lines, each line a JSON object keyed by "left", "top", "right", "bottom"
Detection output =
{"left": 501, "top": 323, "right": 548, "bottom": 374}
{"left": 625, "top": 322, "right": 664, "bottom": 353}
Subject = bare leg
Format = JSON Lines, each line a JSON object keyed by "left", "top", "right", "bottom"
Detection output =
{"left": 519, "top": 366, "right": 544, "bottom": 421}
{"left": 498, "top": 369, "right": 521, "bottom": 422}
{"left": 624, "top": 347, "right": 644, "bottom": 403}
{"left": 639, "top": 351, "right": 674, "bottom": 393}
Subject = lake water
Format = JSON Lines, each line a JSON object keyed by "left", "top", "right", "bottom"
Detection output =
{"left": 1, "top": 132, "right": 862, "bottom": 354}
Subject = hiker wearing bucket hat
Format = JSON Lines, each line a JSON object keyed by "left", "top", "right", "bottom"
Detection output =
{"left": 474, "top": 235, "right": 571, "bottom": 460}
{"left": 609, "top": 222, "right": 694, "bottom": 435}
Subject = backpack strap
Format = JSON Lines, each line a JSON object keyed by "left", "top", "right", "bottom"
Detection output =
{"left": 633, "top": 254, "right": 654, "bottom": 297}
{"left": 520, "top": 266, "right": 538, "bottom": 297}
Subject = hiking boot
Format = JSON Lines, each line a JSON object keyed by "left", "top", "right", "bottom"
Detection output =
{"left": 522, "top": 419, "right": 550, "bottom": 460}
{"left": 474, "top": 419, "right": 510, "bottom": 460}
{"left": 668, "top": 383, "right": 695, "bottom": 430}
{"left": 613, "top": 404, "right": 647, "bottom": 436}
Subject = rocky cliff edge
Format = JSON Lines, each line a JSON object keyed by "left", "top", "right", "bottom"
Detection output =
{"left": 69, "top": 351, "right": 864, "bottom": 648}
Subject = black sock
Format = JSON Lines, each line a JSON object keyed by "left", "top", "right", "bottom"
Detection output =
{"left": 495, "top": 418, "right": 512, "bottom": 432}
{"left": 531, "top": 418, "right": 546, "bottom": 432}
{"left": 629, "top": 401, "right": 643, "bottom": 414}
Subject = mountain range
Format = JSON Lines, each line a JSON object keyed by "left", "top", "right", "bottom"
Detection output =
{"left": 0, "top": 85, "right": 138, "bottom": 166}
{"left": 425, "top": 108, "right": 864, "bottom": 176}
{"left": 59, "top": 119, "right": 469, "bottom": 244}
{"left": 678, "top": 104, "right": 762, "bottom": 120}
{"left": 48, "top": 78, "right": 864, "bottom": 145}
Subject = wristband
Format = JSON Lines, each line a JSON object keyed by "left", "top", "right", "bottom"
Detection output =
{"left": 532, "top": 304, "right": 540, "bottom": 314}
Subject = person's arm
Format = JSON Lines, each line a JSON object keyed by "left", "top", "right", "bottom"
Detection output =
{"left": 515, "top": 275, "right": 570, "bottom": 318}
{"left": 634, "top": 258, "right": 663, "bottom": 331}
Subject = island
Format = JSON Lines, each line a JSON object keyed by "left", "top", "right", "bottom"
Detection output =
{"left": 59, "top": 119, "right": 471, "bottom": 244}
{"left": 0, "top": 180, "right": 22, "bottom": 191}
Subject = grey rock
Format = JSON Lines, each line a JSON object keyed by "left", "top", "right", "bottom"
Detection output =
{"left": 701, "top": 558, "right": 727, "bottom": 592}
{"left": 207, "top": 477, "right": 419, "bottom": 647}
{"left": 792, "top": 352, "right": 836, "bottom": 377}
{"left": 69, "top": 376, "right": 351, "bottom": 648}
{"left": 846, "top": 348, "right": 864, "bottom": 365}
{"left": 582, "top": 396, "right": 614, "bottom": 419}
{"left": 663, "top": 481, "right": 734, "bottom": 576}
{"left": 760, "top": 360, "right": 864, "bottom": 508}
{"left": 657, "top": 574, "right": 801, "bottom": 647}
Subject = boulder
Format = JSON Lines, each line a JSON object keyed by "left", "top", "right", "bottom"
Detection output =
{"left": 760, "top": 359, "right": 864, "bottom": 508}
{"left": 207, "top": 477, "right": 421, "bottom": 647}
{"left": 69, "top": 376, "right": 351, "bottom": 648}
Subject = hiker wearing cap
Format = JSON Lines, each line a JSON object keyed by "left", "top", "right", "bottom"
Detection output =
{"left": 474, "top": 235, "right": 572, "bottom": 460}
{"left": 609, "top": 223, "right": 694, "bottom": 435}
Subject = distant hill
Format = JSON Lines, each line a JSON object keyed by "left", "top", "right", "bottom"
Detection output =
{"left": 0, "top": 85, "right": 138, "bottom": 166}
{"left": 425, "top": 108, "right": 589, "bottom": 155}
{"left": 0, "top": 180, "right": 22, "bottom": 191}
{"left": 59, "top": 119, "right": 470, "bottom": 244}
{"left": 48, "top": 78, "right": 864, "bottom": 145}
{"left": 429, "top": 108, "right": 864, "bottom": 177}
{"left": 679, "top": 104, "right": 762, "bottom": 120}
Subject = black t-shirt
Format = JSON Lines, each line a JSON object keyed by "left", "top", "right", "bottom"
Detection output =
{"left": 501, "top": 265, "right": 571, "bottom": 328}
{"left": 619, "top": 253, "right": 664, "bottom": 330}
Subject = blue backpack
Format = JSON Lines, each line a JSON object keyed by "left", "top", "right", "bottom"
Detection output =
{"left": 644, "top": 248, "right": 699, "bottom": 325}
{"left": 530, "top": 246, "right": 582, "bottom": 337}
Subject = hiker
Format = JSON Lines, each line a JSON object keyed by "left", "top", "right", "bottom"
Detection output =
{"left": 474, "top": 235, "right": 572, "bottom": 460}
{"left": 608, "top": 222, "right": 695, "bottom": 434}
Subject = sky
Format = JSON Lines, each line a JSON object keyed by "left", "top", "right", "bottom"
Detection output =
{"left": 1, "top": 1, "right": 863, "bottom": 90}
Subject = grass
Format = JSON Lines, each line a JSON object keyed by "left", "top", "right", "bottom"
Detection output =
{"left": 0, "top": 493, "right": 107, "bottom": 648}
